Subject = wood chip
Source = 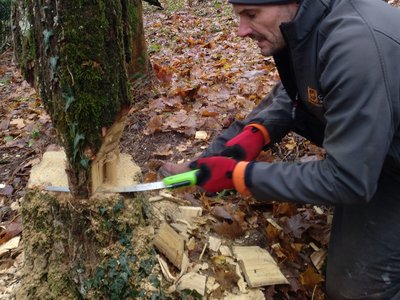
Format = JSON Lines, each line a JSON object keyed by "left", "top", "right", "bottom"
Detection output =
{"left": 206, "top": 276, "right": 220, "bottom": 294}
{"left": 313, "top": 206, "right": 324, "bottom": 215}
{"left": 233, "top": 246, "right": 289, "bottom": 287}
{"left": 173, "top": 206, "right": 202, "bottom": 223}
{"left": 0, "top": 236, "right": 20, "bottom": 257}
{"left": 176, "top": 272, "right": 207, "bottom": 296}
{"left": 186, "top": 237, "right": 196, "bottom": 251}
{"left": 208, "top": 236, "right": 222, "bottom": 252}
{"left": 311, "top": 249, "right": 327, "bottom": 271}
{"left": 153, "top": 222, "right": 185, "bottom": 269}
{"left": 157, "top": 255, "right": 176, "bottom": 282}
{"left": 195, "top": 131, "right": 208, "bottom": 140}
{"left": 309, "top": 242, "right": 320, "bottom": 251}
{"left": 159, "top": 191, "right": 190, "bottom": 205}
{"left": 266, "top": 218, "right": 283, "bottom": 231}
{"left": 223, "top": 289, "right": 265, "bottom": 300}
{"left": 226, "top": 257, "right": 247, "bottom": 293}
{"left": 219, "top": 245, "right": 233, "bottom": 257}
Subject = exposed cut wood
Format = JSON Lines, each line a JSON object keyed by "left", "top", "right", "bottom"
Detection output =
{"left": 233, "top": 246, "right": 289, "bottom": 287}
{"left": 313, "top": 206, "right": 324, "bottom": 215}
{"left": 91, "top": 116, "right": 128, "bottom": 191}
{"left": 27, "top": 151, "right": 69, "bottom": 188}
{"left": 309, "top": 242, "right": 320, "bottom": 251}
{"left": 176, "top": 272, "right": 207, "bottom": 296}
{"left": 170, "top": 222, "right": 189, "bottom": 239}
{"left": 173, "top": 206, "right": 202, "bottom": 223}
{"left": 219, "top": 245, "right": 233, "bottom": 257}
{"left": 223, "top": 289, "right": 265, "bottom": 300}
{"left": 157, "top": 255, "right": 176, "bottom": 282}
{"left": 271, "top": 243, "right": 287, "bottom": 259}
{"left": 28, "top": 150, "right": 141, "bottom": 194}
{"left": 195, "top": 131, "right": 208, "bottom": 140}
{"left": 0, "top": 236, "right": 20, "bottom": 257}
{"left": 159, "top": 191, "right": 190, "bottom": 205}
{"left": 153, "top": 222, "right": 185, "bottom": 269}
{"left": 186, "top": 237, "right": 196, "bottom": 251}
{"left": 311, "top": 249, "right": 327, "bottom": 271}
{"left": 206, "top": 276, "right": 220, "bottom": 294}
{"left": 208, "top": 236, "right": 222, "bottom": 252}
{"left": 266, "top": 218, "right": 283, "bottom": 231}
{"left": 226, "top": 257, "right": 247, "bottom": 293}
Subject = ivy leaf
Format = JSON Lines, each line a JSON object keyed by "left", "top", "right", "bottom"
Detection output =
{"left": 74, "top": 133, "right": 84, "bottom": 148}
{"left": 80, "top": 157, "right": 89, "bottom": 169}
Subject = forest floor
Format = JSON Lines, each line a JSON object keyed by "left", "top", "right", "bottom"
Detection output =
{"left": 0, "top": 1, "right": 398, "bottom": 299}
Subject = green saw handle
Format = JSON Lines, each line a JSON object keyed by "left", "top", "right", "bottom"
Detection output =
{"left": 162, "top": 169, "right": 199, "bottom": 188}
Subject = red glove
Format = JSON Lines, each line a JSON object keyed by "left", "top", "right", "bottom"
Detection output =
{"left": 190, "top": 157, "right": 250, "bottom": 194}
{"left": 221, "top": 124, "right": 270, "bottom": 161}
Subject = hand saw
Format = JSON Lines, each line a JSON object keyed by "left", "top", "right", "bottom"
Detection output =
{"left": 45, "top": 169, "right": 199, "bottom": 193}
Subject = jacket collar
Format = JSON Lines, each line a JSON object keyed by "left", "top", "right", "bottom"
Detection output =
{"left": 280, "top": 0, "right": 332, "bottom": 47}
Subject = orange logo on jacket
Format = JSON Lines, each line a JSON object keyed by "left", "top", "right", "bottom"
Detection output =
{"left": 307, "top": 86, "right": 319, "bottom": 105}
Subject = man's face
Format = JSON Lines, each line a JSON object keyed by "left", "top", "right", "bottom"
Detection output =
{"left": 233, "top": 3, "right": 298, "bottom": 56}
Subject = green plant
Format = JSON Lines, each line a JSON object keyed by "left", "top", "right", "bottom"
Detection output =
{"left": 164, "top": 0, "right": 185, "bottom": 11}
{"left": 148, "top": 43, "right": 161, "bottom": 54}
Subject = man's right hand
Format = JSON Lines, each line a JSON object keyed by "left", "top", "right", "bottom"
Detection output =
{"left": 221, "top": 124, "right": 270, "bottom": 161}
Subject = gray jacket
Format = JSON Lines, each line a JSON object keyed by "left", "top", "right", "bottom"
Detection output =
{"left": 203, "top": 0, "right": 400, "bottom": 206}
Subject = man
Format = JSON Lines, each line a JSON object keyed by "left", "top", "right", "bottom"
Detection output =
{"left": 161, "top": 0, "right": 400, "bottom": 298}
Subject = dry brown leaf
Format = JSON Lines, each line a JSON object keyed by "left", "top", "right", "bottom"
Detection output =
{"left": 0, "top": 217, "right": 23, "bottom": 245}
{"left": 153, "top": 63, "right": 173, "bottom": 83}
{"left": 10, "top": 118, "right": 25, "bottom": 129}
{"left": 299, "top": 265, "right": 324, "bottom": 288}
{"left": 281, "top": 214, "right": 312, "bottom": 239}
{"left": 144, "top": 115, "right": 163, "bottom": 135}
{"left": 273, "top": 202, "right": 298, "bottom": 217}
{"left": 214, "top": 220, "right": 244, "bottom": 239}
{"left": 210, "top": 205, "right": 233, "bottom": 221}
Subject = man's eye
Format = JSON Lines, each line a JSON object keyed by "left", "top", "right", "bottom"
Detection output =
{"left": 246, "top": 12, "right": 256, "bottom": 18}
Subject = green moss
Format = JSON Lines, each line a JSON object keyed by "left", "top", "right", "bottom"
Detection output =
{"left": 19, "top": 190, "right": 158, "bottom": 299}
{"left": 54, "top": 0, "right": 132, "bottom": 174}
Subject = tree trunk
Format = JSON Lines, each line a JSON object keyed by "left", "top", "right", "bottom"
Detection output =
{"left": 12, "top": 1, "right": 157, "bottom": 299}
{"left": 12, "top": 0, "right": 151, "bottom": 199}
{"left": 0, "top": 0, "right": 12, "bottom": 51}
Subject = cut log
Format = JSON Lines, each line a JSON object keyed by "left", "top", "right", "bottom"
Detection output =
{"left": 153, "top": 222, "right": 185, "bottom": 269}
{"left": 233, "top": 246, "right": 289, "bottom": 287}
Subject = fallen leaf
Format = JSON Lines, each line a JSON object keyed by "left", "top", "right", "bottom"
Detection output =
{"left": 210, "top": 206, "right": 233, "bottom": 221}
{"left": 281, "top": 214, "right": 311, "bottom": 239}
{"left": 10, "top": 118, "right": 25, "bottom": 129}
{"left": 273, "top": 203, "right": 298, "bottom": 217}
{"left": 299, "top": 265, "right": 324, "bottom": 288}
{"left": 0, "top": 217, "right": 22, "bottom": 245}
{"left": 144, "top": 115, "right": 163, "bottom": 135}
{"left": 214, "top": 220, "right": 244, "bottom": 239}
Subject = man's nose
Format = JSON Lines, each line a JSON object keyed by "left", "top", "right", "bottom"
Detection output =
{"left": 237, "top": 19, "right": 252, "bottom": 37}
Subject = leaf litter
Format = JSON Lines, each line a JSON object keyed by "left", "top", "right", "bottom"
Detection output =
{"left": 5, "top": 0, "right": 399, "bottom": 299}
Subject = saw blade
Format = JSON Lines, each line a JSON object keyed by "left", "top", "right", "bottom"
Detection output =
{"left": 45, "top": 181, "right": 168, "bottom": 193}
{"left": 97, "top": 181, "right": 167, "bottom": 193}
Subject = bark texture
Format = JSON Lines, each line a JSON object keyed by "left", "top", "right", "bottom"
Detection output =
{"left": 12, "top": 0, "right": 151, "bottom": 198}
{"left": 12, "top": 1, "right": 156, "bottom": 299}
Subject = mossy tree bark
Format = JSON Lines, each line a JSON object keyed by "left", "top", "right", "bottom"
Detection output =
{"left": 12, "top": 0, "right": 151, "bottom": 199}
{"left": 12, "top": 1, "right": 158, "bottom": 299}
